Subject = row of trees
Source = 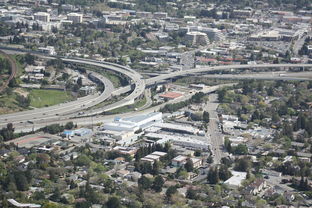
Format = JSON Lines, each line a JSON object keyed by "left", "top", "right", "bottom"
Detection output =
{"left": 138, "top": 175, "right": 165, "bottom": 192}
{"left": 207, "top": 165, "right": 232, "bottom": 184}
{"left": 160, "top": 92, "right": 206, "bottom": 113}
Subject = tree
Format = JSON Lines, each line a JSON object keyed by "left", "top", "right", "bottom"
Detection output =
{"left": 234, "top": 144, "right": 248, "bottom": 155}
{"left": 77, "top": 77, "right": 82, "bottom": 87}
{"left": 207, "top": 167, "right": 219, "bottom": 184}
{"left": 65, "top": 121, "right": 74, "bottom": 130}
{"left": 234, "top": 157, "right": 251, "bottom": 172}
{"left": 138, "top": 176, "right": 152, "bottom": 190}
{"left": 106, "top": 196, "right": 121, "bottom": 208}
{"left": 25, "top": 53, "right": 35, "bottom": 65}
{"left": 14, "top": 171, "right": 29, "bottom": 191}
{"left": 152, "top": 161, "right": 160, "bottom": 175}
{"left": 218, "top": 165, "right": 232, "bottom": 181}
{"left": 186, "top": 188, "right": 198, "bottom": 199}
{"left": 224, "top": 137, "right": 232, "bottom": 152}
{"left": 203, "top": 111, "right": 210, "bottom": 123}
{"left": 166, "top": 186, "right": 177, "bottom": 198}
{"left": 152, "top": 175, "right": 164, "bottom": 192}
{"left": 50, "top": 188, "right": 61, "bottom": 202}
{"left": 184, "top": 159, "right": 194, "bottom": 172}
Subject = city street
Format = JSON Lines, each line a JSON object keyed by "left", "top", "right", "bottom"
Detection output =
{"left": 205, "top": 93, "right": 225, "bottom": 164}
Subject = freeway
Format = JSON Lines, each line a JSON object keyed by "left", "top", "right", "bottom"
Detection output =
{"left": 146, "top": 63, "right": 312, "bottom": 85}
{"left": 0, "top": 69, "right": 114, "bottom": 124}
{"left": 1, "top": 46, "right": 312, "bottom": 130}
{"left": 0, "top": 56, "right": 145, "bottom": 126}
{"left": 11, "top": 84, "right": 231, "bottom": 132}
{"left": 200, "top": 71, "right": 312, "bottom": 81}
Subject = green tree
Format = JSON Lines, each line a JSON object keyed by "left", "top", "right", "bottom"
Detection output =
{"left": 184, "top": 159, "right": 194, "bottom": 172}
{"left": 65, "top": 121, "right": 74, "bottom": 130}
{"left": 224, "top": 137, "right": 232, "bottom": 152}
{"left": 50, "top": 188, "right": 61, "bottom": 202}
{"left": 138, "top": 176, "right": 152, "bottom": 190}
{"left": 234, "top": 157, "right": 251, "bottom": 172}
{"left": 106, "top": 196, "right": 121, "bottom": 208}
{"left": 186, "top": 188, "right": 198, "bottom": 199}
{"left": 207, "top": 167, "right": 219, "bottom": 184}
{"left": 218, "top": 165, "right": 232, "bottom": 181}
{"left": 166, "top": 186, "right": 177, "bottom": 198}
{"left": 234, "top": 144, "right": 248, "bottom": 155}
{"left": 203, "top": 111, "right": 210, "bottom": 123}
{"left": 25, "top": 53, "right": 35, "bottom": 65}
{"left": 152, "top": 175, "right": 164, "bottom": 192}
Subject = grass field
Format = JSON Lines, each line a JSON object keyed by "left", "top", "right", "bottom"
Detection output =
{"left": 29, "top": 89, "right": 73, "bottom": 108}
{"left": 107, "top": 96, "right": 147, "bottom": 114}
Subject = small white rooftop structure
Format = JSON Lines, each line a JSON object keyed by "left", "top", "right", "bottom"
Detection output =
{"left": 224, "top": 171, "right": 247, "bottom": 188}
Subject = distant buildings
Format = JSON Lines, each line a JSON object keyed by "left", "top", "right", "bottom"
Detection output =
{"left": 38, "top": 46, "right": 56, "bottom": 55}
{"left": 67, "top": 13, "right": 83, "bottom": 24}
{"left": 185, "top": 31, "right": 209, "bottom": 46}
{"left": 34, "top": 12, "right": 50, "bottom": 22}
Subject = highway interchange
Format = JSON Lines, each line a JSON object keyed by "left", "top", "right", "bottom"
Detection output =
{"left": 1, "top": 48, "right": 312, "bottom": 131}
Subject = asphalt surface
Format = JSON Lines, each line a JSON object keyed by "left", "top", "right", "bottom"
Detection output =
{"left": 11, "top": 84, "right": 231, "bottom": 132}
{"left": 1, "top": 46, "right": 312, "bottom": 130}
{"left": 205, "top": 94, "right": 225, "bottom": 164}
{"left": 0, "top": 56, "right": 145, "bottom": 126}
{"left": 146, "top": 63, "right": 312, "bottom": 85}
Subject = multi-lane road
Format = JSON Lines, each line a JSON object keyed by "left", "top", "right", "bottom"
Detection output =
{"left": 1, "top": 47, "right": 312, "bottom": 130}
{"left": 0, "top": 54, "right": 145, "bottom": 127}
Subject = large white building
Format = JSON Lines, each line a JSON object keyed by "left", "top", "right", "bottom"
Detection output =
{"left": 186, "top": 26, "right": 225, "bottom": 42}
{"left": 34, "top": 12, "right": 50, "bottom": 22}
{"left": 146, "top": 133, "right": 210, "bottom": 150}
{"left": 67, "top": 13, "right": 83, "bottom": 24}
{"left": 102, "top": 112, "right": 163, "bottom": 132}
{"left": 185, "top": 31, "right": 209, "bottom": 46}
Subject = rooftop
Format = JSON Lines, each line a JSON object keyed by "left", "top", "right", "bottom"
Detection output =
{"left": 159, "top": 91, "right": 183, "bottom": 99}
{"left": 224, "top": 171, "right": 247, "bottom": 187}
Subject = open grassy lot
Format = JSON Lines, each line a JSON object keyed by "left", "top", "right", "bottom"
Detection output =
{"left": 0, "top": 92, "right": 24, "bottom": 114}
{"left": 106, "top": 96, "right": 146, "bottom": 114}
{"left": 29, "top": 89, "right": 73, "bottom": 108}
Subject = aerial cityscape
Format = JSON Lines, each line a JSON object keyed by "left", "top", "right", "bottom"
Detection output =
{"left": 0, "top": 0, "right": 312, "bottom": 207}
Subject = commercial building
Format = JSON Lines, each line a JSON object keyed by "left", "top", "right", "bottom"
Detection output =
{"left": 172, "top": 155, "right": 188, "bottom": 167}
{"left": 155, "top": 122, "right": 200, "bottom": 135}
{"left": 38, "top": 46, "right": 56, "bottom": 55}
{"left": 224, "top": 171, "right": 247, "bottom": 188}
{"left": 113, "top": 146, "right": 138, "bottom": 157}
{"left": 153, "top": 12, "right": 168, "bottom": 19}
{"left": 185, "top": 31, "right": 209, "bottom": 46}
{"left": 61, "top": 128, "right": 92, "bottom": 137}
{"left": 102, "top": 112, "right": 163, "bottom": 132}
{"left": 141, "top": 151, "right": 167, "bottom": 164}
{"left": 146, "top": 133, "right": 210, "bottom": 150}
{"left": 186, "top": 26, "right": 225, "bottom": 42}
{"left": 34, "top": 12, "right": 50, "bottom": 22}
{"left": 67, "top": 13, "right": 83, "bottom": 24}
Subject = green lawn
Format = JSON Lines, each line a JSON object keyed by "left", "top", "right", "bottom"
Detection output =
{"left": 107, "top": 96, "right": 147, "bottom": 114}
{"left": 29, "top": 89, "right": 73, "bottom": 108}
